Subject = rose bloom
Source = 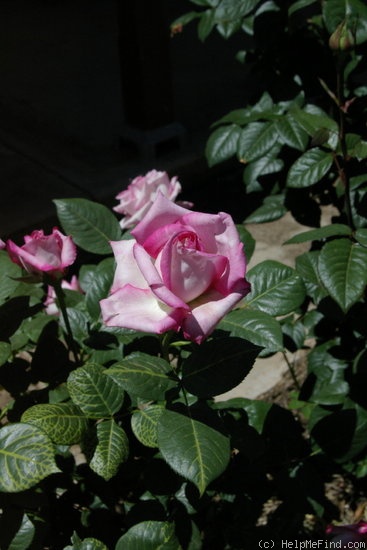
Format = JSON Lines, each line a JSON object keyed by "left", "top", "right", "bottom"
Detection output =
{"left": 326, "top": 521, "right": 367, "bottom": 545}
{"left": 44, "top": 275, "right": 83, "bottom": 315}
{"left": 6, "top": 228, "right": 77, "bottom": 279}
{"left": 101, "top": 194, "right": 250, "bottom": 344}
{"left": 114, "top": 169, "right": 182, "bottom": 229}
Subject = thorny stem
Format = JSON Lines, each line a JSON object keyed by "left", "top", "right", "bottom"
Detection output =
{"left": 282, "top": 350, "right": 301, "bottom": 391}
{"left": 160, "top": 331, "right": 174, "bottom": 363}
{"left": 335, "top": 54, "right": 355, "bottom": 231}
{"left": 52, "top": 279, "right": 80, "bottom": 364}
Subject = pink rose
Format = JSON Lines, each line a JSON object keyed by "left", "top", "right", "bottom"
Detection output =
{"left": 100, "top": 194, "right": 250, "bottom": 344}
{"left": 0, "top": 239, "right": 5, "bottom": 250}
{"left": 6, "top": 228, "right": 77, "bottom": 279}
{"left": 326, "top": 521, "right": 367, "bottom": 544}
{"left": 44, "top": 275, "right": 83, "bottom": 315}
{"left": 114, "top": 169, "right": 182, "bottom": 229}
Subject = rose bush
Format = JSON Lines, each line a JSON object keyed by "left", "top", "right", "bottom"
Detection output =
{"left": 5, "top": 227, "right": 76, "bottom": 279}
{"left": 101, "top": 193, "right": 250, "bottom": 343}
{"left": 113, "top": 169, "right": 182, "bottom": 229}
{"left": 326, "top": 521, "right": 367, "bottom": 545}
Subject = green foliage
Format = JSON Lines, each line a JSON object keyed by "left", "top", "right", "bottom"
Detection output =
{"left": 1, "top": 0, "right": 367, "bottom": 546}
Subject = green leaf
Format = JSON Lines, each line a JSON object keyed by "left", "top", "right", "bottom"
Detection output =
{"left": 214, "top": 0, "right": 260, "bottom": 21}
{"left": 236, "top": 225, "right": 255, "bottom": 262}
{"left": 131, "top": 405, "right": 164, "bottom": 448}
{"left": 64, "top": 532, "right": 108, "bottom": 550}
{"left": 355, "top": 228, "right": 367, "bottom": 247}
{"left": 8, "top": 514, "right": 35, "bottom": 550}
{"left": 318, "top": 238, "right": 367, "bottom": 312}
{"left": 67, "top": 363, "right": 124, "bottom": 418}
{"left": 182, "top": 337, "right": 260, "bottom": 397}
{"left": 0, "top": 251, "right": 22, "bottom": 305}
{"left": 54, "top": 198, "right": 121, "bottom": 255}
{"left": 212, "top": 397, "right": 272, "bottom": 433}
{"left": 284, "top": 223, "right": 351, "bottom": 244}
{"left": 276, "top": 114, "right": 309, "bottom": 151}
{"left": 90, "top": 419, "right": 129, "bottom": 481}
{"left": 205, "top": 124, "right": 241, "bottom": 167}
{"left": 0, "top": 341, "right": 11, "bottom": 366}
{"left": 243, "top": 147, "right": 284, "bottom": 190}
{"left": 85, "top": 257, "right": 114, "bottom": 320}
{"left": 158, "top": 409, "right": 230, "bottom": 495}
{"left": 62, "top": 308, "right": 89, "bottom": 343}
{"left": 21, "top": 403, "right": 88, "bottom": 445}
{"left": 106, "top": 353, "right": 176, "bottom": 401}
{"left": 218, "top": 309, "right": 283, "bottom": 354}
{"left": 290, "top": 106, "right": 338, "bottom": 138}
{"left": 0, "top": 423, "right": 59, "bottom": 492}
{"left": 237, "top": 121, "right": 279, "bottom": 163}
{"left": 198, "top": 9, "right": 216, "bottom": 40}
{"left": 244, "top": 194, "right": 287, "bottom": 223}
{"left": 286, "top": 148, "right": 333, "bottom": 188}
{"left": 245, "top": 260, "right": 306, "bottom": 315}
{"left": 296, "top": 251, "right": 328, "bottom": 304}
{"left": 115, "top": 521, "right": 180, "bottom": 550}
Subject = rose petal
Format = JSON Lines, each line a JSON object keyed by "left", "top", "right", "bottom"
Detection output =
{"left": 110, "top": 240, "right": 148, "bottom": 293}
{"left": 132, "top": 193, "right": 190, "bottom": 245}
{"left": 133, "top": 242, "right": 189, "bottom": 310}
{"left": 100, "top": 284, "right": 184, "bottom": 333}
{"left": 182, "top": 280, "right": 251, "bottom": 343}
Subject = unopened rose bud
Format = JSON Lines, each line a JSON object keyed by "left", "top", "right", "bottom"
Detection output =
{"left": 329, "top": 20, "right": 355, "bottom": 51}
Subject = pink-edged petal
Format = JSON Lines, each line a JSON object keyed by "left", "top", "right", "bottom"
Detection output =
{"left": 133, "top": 243, "right": 189, "bottom": 310}
{"left": 58, "top": 233, "right": 77, "bottom": 268}
{"left": 100, "top": 285, "right": 184, "bottom": 334}
{"left": 110, "top": 239, "right": 148, "bottom": 293}
{"left": 158, "top": 237, "right": 228, "bottom": 303}
{"left": 182, "top": 280, "right": 251, "bottom": 344}
{"left": 181, "top": 211, "right": 246, "bottom": 292}
{"left": 132, "top": 193, "right": 191, "bottom": 245}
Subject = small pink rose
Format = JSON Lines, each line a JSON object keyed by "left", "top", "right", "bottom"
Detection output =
{"left": 326, "top": 521, "right": 367, "bottom": 544}
{"left": 6, "top": 227, "right": 77, "bottom": 279}
{"left": 44, "top": 275, "right": 83, "bottom": 315}
{"left": 114, "top": 169, "right": 182, "bottom": 229}
{"left": 101, "top": 194, "right": 250, "bottom": 344}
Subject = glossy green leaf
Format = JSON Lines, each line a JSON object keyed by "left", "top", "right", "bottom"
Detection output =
{"left": 131, "top": 405, "right": 164, "bottom": 448}
{"left": 115, "top": 521, "right": 180, "bottom": 550}
{"left": 355, "top": 228, "right": 367, "bottom": 247}
{"left": 158, "top": 409, "right": 230, "bottom": 495}
{"left": 0, "top": 251, "right": 22, "bottom": 305}
{"left": 106, "top": 353, "right": 176, "bottom": 401}
{"left": 0, "top": 341, "right": 11, "bottom": 366}
{"left": 8, "top": 514, "right": 35, "bottom": 550}
{"left": 182, "top": 337, "right": 260, "bottom": 397}
{"left": 285, "top": 223, "right": 351, "bottom": 244}
{"left": 276, "top": 114, "right": 308, "bottom": 151}
{"left": 243, "top": 147, "right": 284, "bottom": 190}
{"left": 244, "top": 194, "right": 287, "bottom": 223}
{"left": 286, "top": 148, "right": 333, "bottom": 188}
{"left": 318, "top": 238, "right": 367, "bottom": 312}
{"left": 67, "top": 363, "right": 124, "bottom": 418}
{"left": 290, "top": 106, "right": 338, "bottom": 138}
{"left": 21, "top": 403, "right": 88, "bottom": 445}
{"left": 85, "top": 257, "right": 114, "bottom": 320}
{"left": 0, "top": 423, "right": 59, "bottom": 492}
{"left": 54, "top": 198, "right": 121, "bottom": 255}
{"left": 213, "top": 397, "right": 272, "bottom": 433}
{"left": 62, "top": 308, "right": 89, "bottom": 343}
{"left": 90, "top": 419, "right": 129, "bottom": 481}
{"left": 218, "top": 309, "right": 283, "bottom": 354}
{"left": 296, "top": 251, "right": 328, "bottom": 304}
{"left": 64, "top": 532, "right": 108, "bottom": 550}
{"left": 245, "top": 260, "right": 306, "bottom": 315}
{"left": 236, "top": 224, "right": 255, "bottom": 262}
{"left": 205, "top": 124, "right": 241, "bottom": 167}
{"left": 214, "top": 0, "right": 260, "bottom": 21}
{"left": 198, "top": 9, "right": 216, "bottom": 40}
{"left": 237, "top": 121, "right": 279, "bottom": 163}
